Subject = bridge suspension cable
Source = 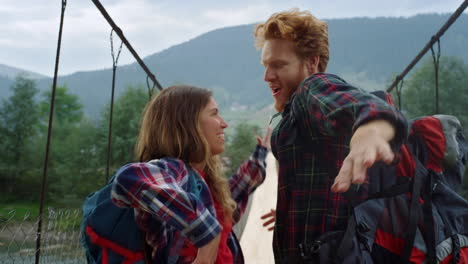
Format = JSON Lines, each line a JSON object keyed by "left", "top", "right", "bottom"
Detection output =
{"left": 92, "top": 0, "right": 164, "bottom": 95}
{"left": 386, "top": 0, "right": 468, "bottom": 93}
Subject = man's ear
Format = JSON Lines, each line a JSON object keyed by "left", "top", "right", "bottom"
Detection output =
{"left": 305, "top": 56, "right": 320, "bottom": 75}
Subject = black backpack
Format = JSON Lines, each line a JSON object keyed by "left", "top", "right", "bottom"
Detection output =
{"left": 299, "top": 91, "right": 468, "bottom": 264}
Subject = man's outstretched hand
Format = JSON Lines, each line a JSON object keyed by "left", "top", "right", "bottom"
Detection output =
{"left": 332, "top": 120, "right": 396, "bottom": 193}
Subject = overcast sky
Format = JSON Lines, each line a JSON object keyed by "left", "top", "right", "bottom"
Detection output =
{"left": 1, "top": 0, "right": 466, "bottom": 77}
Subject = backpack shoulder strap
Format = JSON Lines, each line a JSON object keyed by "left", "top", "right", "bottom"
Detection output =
{"left": 141, "top": 231, "right": 151, "bottom": 264}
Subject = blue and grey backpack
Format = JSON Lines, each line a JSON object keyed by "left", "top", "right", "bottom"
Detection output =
{"left": 81, "top": 164, "right": 202, "bottom": 264}
{"left": 80, "top": 175, "right": 147, "bottom": 264}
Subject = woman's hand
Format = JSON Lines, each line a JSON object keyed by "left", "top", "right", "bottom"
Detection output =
{"left": 192, "top": 234, "right": 221, "bottom": 264}
{"left": 257, "top": 126, "right": 272, "bottom": 150}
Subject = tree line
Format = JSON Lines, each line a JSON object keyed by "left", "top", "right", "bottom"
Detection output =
{"left": 0, "top": 78, "right": 148, "bottom": 206}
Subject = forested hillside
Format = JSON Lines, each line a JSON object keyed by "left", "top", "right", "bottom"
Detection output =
{"left": 1, "top": 13, "right": 467, "bottom": 119}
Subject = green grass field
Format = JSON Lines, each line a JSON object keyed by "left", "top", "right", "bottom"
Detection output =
{"left": 0, "top": 202, "right": 40, "bottom": 222}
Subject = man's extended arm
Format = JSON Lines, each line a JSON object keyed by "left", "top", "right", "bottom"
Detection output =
{"left": 332, "top": 119, "right": 396, "bottom": 192}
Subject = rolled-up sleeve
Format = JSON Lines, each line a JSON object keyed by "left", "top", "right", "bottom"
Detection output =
{"left": 111, "top": 158, "right": 221, "bottom": 247}
{"left": 228, "top": 145, "right": 268, "bottom": 223}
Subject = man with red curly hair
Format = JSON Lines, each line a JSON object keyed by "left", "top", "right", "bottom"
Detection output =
{"left": 254, "top": 9, "right": 408, "bottom": 262}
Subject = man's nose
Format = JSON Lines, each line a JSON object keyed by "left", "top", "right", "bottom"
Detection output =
{"left": 264, "top": 68, "right": 275, "bottom": 82}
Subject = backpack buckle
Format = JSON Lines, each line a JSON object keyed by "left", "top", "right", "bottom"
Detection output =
{"left": 299, "top": 241, "right": 322, "bottom": 260}
{"left": 299, "top": 242, "right": 309, "bottom": 259}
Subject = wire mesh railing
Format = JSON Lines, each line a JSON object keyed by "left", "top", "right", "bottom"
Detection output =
{"left": 0, "top": 208, "right": 85, "bottom": 264}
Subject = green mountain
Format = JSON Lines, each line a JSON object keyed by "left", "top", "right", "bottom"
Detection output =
{"left": 1, "top": 14, "right": 467, "bottom": 119}
{"left": 0, "top": 64, "right": 48, "bottom": 80}
{"left": 0, "top": 64, "right": 48, "bottom": 98}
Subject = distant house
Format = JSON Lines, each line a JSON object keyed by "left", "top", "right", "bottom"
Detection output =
{"left": 230, "top": 102, "right": 248, "bottom": 111}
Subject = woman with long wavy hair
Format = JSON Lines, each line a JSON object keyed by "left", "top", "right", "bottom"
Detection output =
{"left": 111, "top": 85, "right": 270, "bottom": 264}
